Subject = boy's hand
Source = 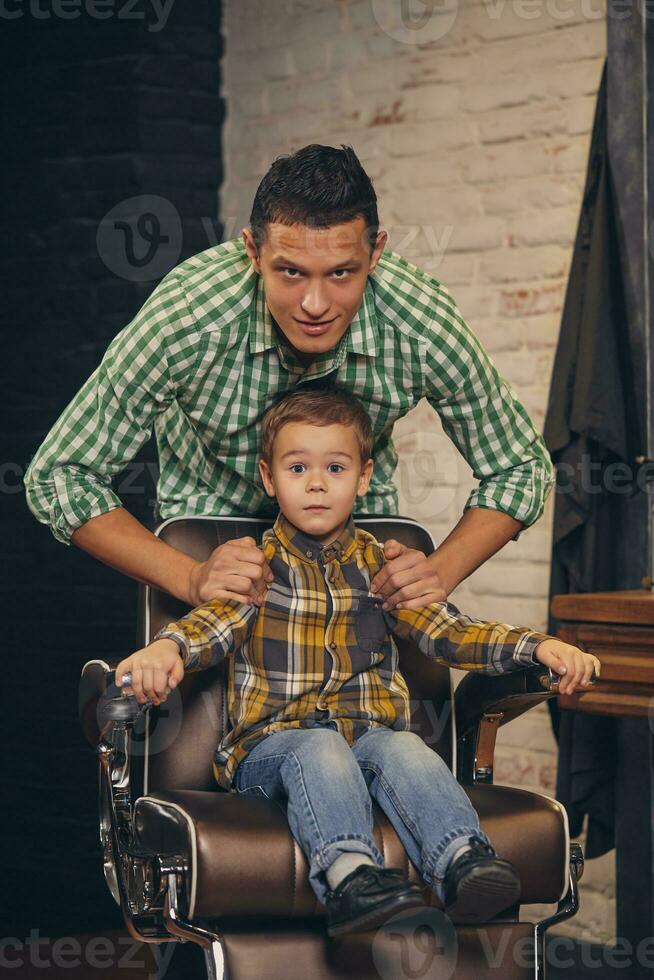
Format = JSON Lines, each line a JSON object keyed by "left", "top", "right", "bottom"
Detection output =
{"left": 188, "top": 536, "right": 274, "bottom": 607}
{"left": 115, "top": 638, "right": 185, "bottom": 705}
{"left": 534, "top": 638, "right": 601, "bottom": 695}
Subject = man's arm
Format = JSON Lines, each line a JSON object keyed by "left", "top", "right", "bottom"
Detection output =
{"left": 71, "top": 508, "right": 200, "bottom": 604}
{"left": 24, "top": 271, "right": 193, "bottom": 546}
{"left": 425, "top": 507, "right": 523, "bottom": 596}
{"left": 23, "top": 272, "right": 208, "bottom": 603}
{"left": 23, "top": 273, "right": 273, "bottom": 605}
{"left": 371, "top": 282, "right": 554, "bottom": 607}
{"left": 153, "top": 595, "right": 258, "bottom": 672}
{"left": 371, "top": 508, "right": 523, "bottom": 610}
{"left": 424, "top": 283, "right": 555, "bottom": 536}
{"left": 71, "top": 509, "right": 274, "bottom": 606}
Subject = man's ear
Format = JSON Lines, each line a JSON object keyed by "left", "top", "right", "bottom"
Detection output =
{"left": 367, "top": 229, "right": 388, "bottom": 275}
{"left": 242, "top": 227, "right": 262, "bottom": 274}
{"left": 357, "top": 458, "right": 374, "bottom": 497}
{"left": 259, "top": 458, "right": 275, "bottom": 497}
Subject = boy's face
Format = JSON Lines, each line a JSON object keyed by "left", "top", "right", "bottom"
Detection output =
{"left": 242, "top": 217, "right": 387, "bottom": 365}
{"left": 258, "top": 422, "right": 373, "bottom": 544}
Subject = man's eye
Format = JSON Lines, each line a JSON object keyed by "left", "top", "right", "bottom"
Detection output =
{"left": 332, "top": 269, "right": 349, "bottom": 279}
{"left": 283, "top": 268, "right": 301, "bottom": 278}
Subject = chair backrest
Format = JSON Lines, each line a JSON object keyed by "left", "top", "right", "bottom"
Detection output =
{"left": 139, "top": 516, "right": 455, "bottom": 796}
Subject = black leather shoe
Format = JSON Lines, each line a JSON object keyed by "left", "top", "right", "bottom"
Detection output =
{"left": 443, "top": 835, "right": 521, "bottom": 924}
{"left": 325, "top": 865, "right": 427, "bottom": 937}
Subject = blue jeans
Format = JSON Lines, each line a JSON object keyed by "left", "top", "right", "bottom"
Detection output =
{"left": 232, "top": 723, "right": 492, "bottom": 905}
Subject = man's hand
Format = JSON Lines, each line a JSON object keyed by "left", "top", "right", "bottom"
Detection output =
{"left": 369, "top": 539, "right": 448, "bottom": 611}
{"left": 188, "top": 536, "right": 274, "bottom": 607}
{"left": 534, "top": 639, "right": 601, "bottom": 695}
{"left": 115, "top": 638, "right": 185, "bottom": 705}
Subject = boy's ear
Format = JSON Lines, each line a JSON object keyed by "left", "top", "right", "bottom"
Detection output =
{"left": 357, "top": 458, "right": 374, "bottom": 497}
{"left": 259, "top": 458, "right": 275, "bottom": 497}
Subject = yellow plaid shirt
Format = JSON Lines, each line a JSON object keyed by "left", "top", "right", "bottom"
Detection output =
{"left": 153, "top": 513, "right": 550, "bottom": 791}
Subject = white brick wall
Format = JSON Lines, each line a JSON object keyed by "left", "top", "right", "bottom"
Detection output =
{"left": 222, "top": 0, "right": 612, "bottom": 944}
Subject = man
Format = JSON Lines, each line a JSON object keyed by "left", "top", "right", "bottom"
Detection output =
{"left": 24, "top": 144, "right": 554, "bottom": 611}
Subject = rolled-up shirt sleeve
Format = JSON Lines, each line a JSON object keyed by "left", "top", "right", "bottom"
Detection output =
{"left": 421, "top": 284, "right": 555, "bottom": 537}
{"left": 23, "top": 272, "right": 200, "bottom": 545}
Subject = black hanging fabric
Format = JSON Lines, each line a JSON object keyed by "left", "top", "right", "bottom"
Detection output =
{"left": 543, "top": 61, "right": 645, "bottom": 859}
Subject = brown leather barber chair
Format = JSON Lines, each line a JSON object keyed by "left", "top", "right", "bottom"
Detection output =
{"left": 79, "top": 515, "right": 585, "bottom": 979}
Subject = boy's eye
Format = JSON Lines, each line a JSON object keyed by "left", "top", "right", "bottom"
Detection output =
{"left": 288, "top": 463, "right": 344, "bottom": 474}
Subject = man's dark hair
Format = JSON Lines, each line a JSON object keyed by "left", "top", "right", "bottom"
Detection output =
{"left": 249, "top": 144, "right": 379, "bottom": 252}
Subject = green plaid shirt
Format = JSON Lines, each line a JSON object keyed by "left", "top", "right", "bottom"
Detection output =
{"left": 154, "top": 512, "right": 549, "bottom": 790}
{"left": 24, "top": 238, "right": 554, "bottom": 544}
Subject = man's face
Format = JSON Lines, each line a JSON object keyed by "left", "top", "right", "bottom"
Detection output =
{"left": 258, "top": 422, "right": 373, "bottom": 544}
{"left": 243, "top": 217, "right": 387, "bottom": 363}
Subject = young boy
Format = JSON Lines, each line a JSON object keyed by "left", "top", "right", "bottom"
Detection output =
{"left": 116, "top": 387, "right": 599, "bottom": 937}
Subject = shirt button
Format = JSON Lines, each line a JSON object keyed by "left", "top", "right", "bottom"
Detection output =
{"left": 330, "top": 642, "right": 337, "bottom": 650}
{"left": 305, "top": 550, "right": 313, "bottom": 558}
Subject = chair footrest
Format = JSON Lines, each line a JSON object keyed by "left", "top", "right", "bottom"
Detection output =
{"left": 133, "top": 783, "right": 568, "bottom": 921}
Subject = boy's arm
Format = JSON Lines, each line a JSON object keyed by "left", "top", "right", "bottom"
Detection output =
{"left": 153, "top": 597, "right": 258, "bottom": 672}
{"left": 386, "top": 600, "right": 551, "bottom": 674}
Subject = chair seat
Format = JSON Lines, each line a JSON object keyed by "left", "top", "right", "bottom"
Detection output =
{"left": 133, "top": 783, "right": 568, "bottom": 921}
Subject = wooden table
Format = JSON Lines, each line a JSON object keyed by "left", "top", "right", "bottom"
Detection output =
{"left": 551, "top": 590, "right": 654, "bottom": 977}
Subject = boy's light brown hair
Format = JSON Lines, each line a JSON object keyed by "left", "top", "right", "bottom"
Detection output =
{"left": 260, "top": 385, "right": 373, "bottom": 466}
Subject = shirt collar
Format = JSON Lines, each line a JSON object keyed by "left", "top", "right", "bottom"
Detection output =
{"left": 248, "top": 274, "right": 276, "bottom": 354}
{"left": 247, "top": 275, "right": 378, "bottom": 358}
{"left": 272, "top": 511, "right": 359, "bottom": 564}
{"left": 344, "top": 278, "right": 378, "bottom": 357}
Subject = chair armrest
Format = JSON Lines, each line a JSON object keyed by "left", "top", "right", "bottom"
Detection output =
{"left": 455, "top": 664, "right": 596, "bottom": 784}
{"left": 455, "top": 664, "right": 560, "bottom": 740}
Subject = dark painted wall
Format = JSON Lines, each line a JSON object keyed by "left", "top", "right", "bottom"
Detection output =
{"left": 2, "top": 4, "right": 224, "bottom": 939}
